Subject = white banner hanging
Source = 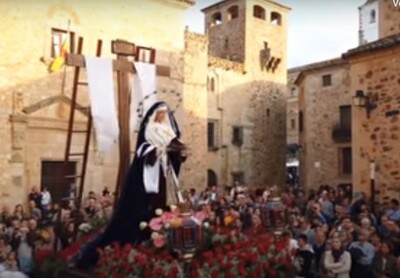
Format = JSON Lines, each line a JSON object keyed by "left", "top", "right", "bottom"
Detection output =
{"left": 85, "top": 56, "right": 119, "bottom": 153}
{"left": 130, "top": 62, "right": 157, "bottom": 132}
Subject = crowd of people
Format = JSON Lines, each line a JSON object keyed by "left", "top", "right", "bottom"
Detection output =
{"left": 0, "top": 186, "right": 114, "bottom": 277}
{"left": 1, "top": 182, "right": 400, "bottom": 278}
{"left": 188, "top": 184, "right": 400, "bottom": 278}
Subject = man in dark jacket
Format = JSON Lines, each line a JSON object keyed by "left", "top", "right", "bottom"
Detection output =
{"left": 295, "top": 234, "right": 315, "bottom": 278}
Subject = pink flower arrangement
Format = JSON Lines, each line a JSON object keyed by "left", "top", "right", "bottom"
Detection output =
{"left": 141, "top": 208, "right": 209, "bottom": 250}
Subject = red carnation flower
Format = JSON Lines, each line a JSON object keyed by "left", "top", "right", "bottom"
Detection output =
{"left": 155, "top": 267, "right": 163, "bottom": 276}
{"left": 227, "top": 251, "right": 235, "bottom": 260}
{"left": 224, "top": 244, "right": 232, "bottom": 252}
{"left": 238, "top": 263, "right": 246, "bottom": 276}
{"left": 144, "top": 270, "right": 152, "bottom": 278}
{"left": 123, "top": 243, "right": 132, "bottom": 254}
{"left": 94, "top": 270, "right": 107, "bottom": 278}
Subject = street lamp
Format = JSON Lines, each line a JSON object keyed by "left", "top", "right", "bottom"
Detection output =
{"left": 352, "top": 90, "right": 378, "bottom": 118}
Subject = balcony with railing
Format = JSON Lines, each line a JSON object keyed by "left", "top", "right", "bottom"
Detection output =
{"left": 332, "top": 124, "right": 352, "bottom": 142}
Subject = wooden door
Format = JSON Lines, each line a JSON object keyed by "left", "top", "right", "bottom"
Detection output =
{"left": 41, "top": 161, "right": 76, "bottom": 204}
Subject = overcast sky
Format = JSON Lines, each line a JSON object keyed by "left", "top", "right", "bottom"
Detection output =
{"left": 184, "top": 0, "right": 366, "bottom": 68}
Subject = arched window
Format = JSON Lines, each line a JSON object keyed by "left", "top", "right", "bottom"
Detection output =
{"left": 207, "top": 169, "right": 218, "bottom": 187}
{"left": 253, "top": 5, "right": 266, "bottom": 20}
{"left": 210, "top": 77, "right": 215, "bottom": 92}
{"left": 370, "top": 9, "right": 376, "bottom": 23}
{"left": 211, "top": 12, "right": 222, "bottom": 26}
{"left": 271, "top": 12, "right": 282, "bottom": 25}
{"left": 227, "top": 5, "right": 239, "bottom": 20}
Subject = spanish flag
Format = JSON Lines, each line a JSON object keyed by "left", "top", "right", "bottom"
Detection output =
{"left": 49, "top": 36, "right": 69, "bottom": 72}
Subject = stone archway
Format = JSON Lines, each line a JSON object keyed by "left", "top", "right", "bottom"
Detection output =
{"left": 207, "top": 169, "right": 218, "bottom": 187}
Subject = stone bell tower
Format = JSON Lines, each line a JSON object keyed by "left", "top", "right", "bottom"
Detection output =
{"left": 202, "top": 0, "right": 290, "bottom": 80}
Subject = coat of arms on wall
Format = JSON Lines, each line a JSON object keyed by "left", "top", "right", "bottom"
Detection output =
{"left": 260, "top": 42, "right": 281, "bottom": 73}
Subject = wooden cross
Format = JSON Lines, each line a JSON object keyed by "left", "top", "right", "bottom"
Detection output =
{"left": 65, "top": 39, "right": 171, "bottom": 198}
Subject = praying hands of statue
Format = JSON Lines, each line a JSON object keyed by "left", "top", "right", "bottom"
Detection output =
{"left": 167, "top": 138, "right": 188, "bottom": 162}
{"left": 144, "top": 139, "right": 188, "bottom": 166}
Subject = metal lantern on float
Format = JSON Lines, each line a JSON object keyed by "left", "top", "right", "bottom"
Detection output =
{"left": 261, "top": 189, "right": 287, "bottom": 233}
{"left": 267, "top": 197, "right": 287, "bottom": 232}
{"left": 168, "top": 201, "right": 202, "bottom": 263}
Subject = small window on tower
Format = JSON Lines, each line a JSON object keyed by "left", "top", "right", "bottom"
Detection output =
{"left": 290, "top": 87, "right": 296, "bottom": 97}
{"left": 208, "top": 120, "right": 219, "bottom": 149}
{"left": 211, "top": 12, "right": 222, "bottom": 26}
{"left": 210, "top": 78, "right": 215, "bottom": 92}
{"left": 224, "top": 38, "right": 229, "bottom": 50}
{"left": 291, "top": 119, "right": 296, "bottom": 129}
{"left": 253, "top": 5, "right": 266, "bottom": 20}
{"left": 227, "top": 5, "right": 239, "bottom": 20}
{"left": 370, "top": 9, "right": 376, "bottom": 23}
{"left": 299, "top": 111, "right": 304, "bottom": 132}
{"left": 271, "top": 12, "right": 282, "bottom": 25}
{"left": 232, "top": 126, "right": 244, "bottom": 147}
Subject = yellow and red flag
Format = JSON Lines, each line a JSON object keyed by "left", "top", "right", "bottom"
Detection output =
{"left": 49, "top": 36, "right": 69, "bottom": 72}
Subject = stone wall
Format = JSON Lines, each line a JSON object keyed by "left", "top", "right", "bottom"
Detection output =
{"left": 0, "top": 0, "right": 207, "bottom": 205}
{"left": 348, "top": 46, "right": 400, "bottom": 200}
{"left": 180, "top": 31, "right": 208, "bottom": 190}
{"left": 206, "top": 60, "right": 287, "bottom": 187}
{"left": 298, "top": 61, "right": 352, "bottom": 190}
{"left": 379, "top": 0, "right": 400, "bottom": 39}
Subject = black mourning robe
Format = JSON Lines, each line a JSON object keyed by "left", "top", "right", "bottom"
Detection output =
{"left": 76, "top": 102, "right": 185, "bottom": 268}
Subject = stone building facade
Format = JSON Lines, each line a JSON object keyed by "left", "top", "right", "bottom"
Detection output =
{"left": 0, "top": 0, "right": 289, "bottom": 205}
{"left": 203, "top": 0, "right": 289, "bottom": 187}
{"left": 0, "top": 0, "right": 208, "bottom": 205}
{"left": 343, "top": 35, "right": 400, "bottom": 201}
{"left": 293, "top": 0, "right": 400, "bottom": 198}
{"left": 295, "top": 59, "right": 352, "bottom": 190}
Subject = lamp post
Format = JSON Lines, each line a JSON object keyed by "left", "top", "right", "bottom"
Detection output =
{"left": 370, "top": 160, "right": 376, "bottom": 214}
{"left": 352, "top": 90, "right": 378, "bottom": 118}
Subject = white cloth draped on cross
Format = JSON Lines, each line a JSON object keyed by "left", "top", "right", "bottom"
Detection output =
{"left": 85, "top": 57, "right": 157, "bottom": 153}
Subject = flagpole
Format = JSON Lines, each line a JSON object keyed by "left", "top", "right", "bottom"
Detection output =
{"left": 60, "top": 19, "right": 71, "bottom": 96}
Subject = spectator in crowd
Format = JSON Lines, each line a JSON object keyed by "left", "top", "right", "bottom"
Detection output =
{"left": 386, "top": 199, "right": 400, "bottom": 223}
{"left": 349, "top": 229, "right": 375, "bottom": 277}
{"left": 372, "top": 240, "right": 397, "bottom": 278}
{"left": 40, "top": 187, "right": 52, "bottom": 212}
{"left": 294, "top": 234, "right": 315, "bottom": 278}
{"left": 323, "top": 236, "right": 351, "bottom": 278}
{"left": 28, "top": 187, "right": 42, "bottom": 209}
{"left": 313, "top": 229, "right": 327, "bottom": 273}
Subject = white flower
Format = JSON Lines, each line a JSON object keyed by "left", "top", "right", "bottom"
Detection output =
{"left": 139, "top": 222, "right": 148, "bottom": 230}
{"left": 203, "top": 222, "right": 210, "bottom": 229}
{"left": 155, "top": 208, "right": 163, "bottom": 216}
{"left": 170, "top": 205, "right": 177, "bottom": 211}
{"left": 151, "top": 232, "right": 160, "bottom": 239}
{"left": 164, "top": 223, "right": 170, "bottom": 229}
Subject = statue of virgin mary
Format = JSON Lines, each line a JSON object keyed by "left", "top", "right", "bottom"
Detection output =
{"left": 76, "top": 102, "right": 187, "bottom": 268}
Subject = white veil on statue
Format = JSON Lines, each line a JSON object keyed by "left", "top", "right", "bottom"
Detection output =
{"left": 144, "top": 104, "right": 177, "bottom": 149}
